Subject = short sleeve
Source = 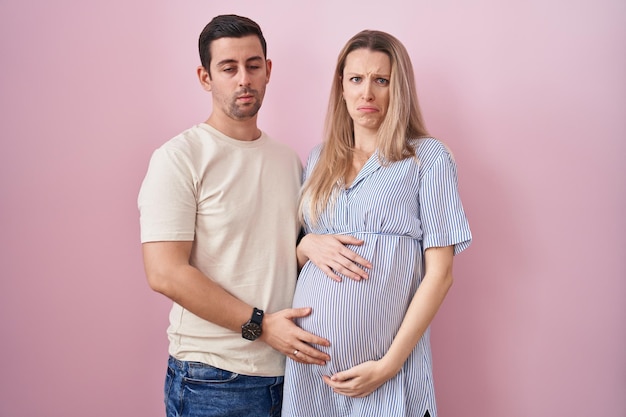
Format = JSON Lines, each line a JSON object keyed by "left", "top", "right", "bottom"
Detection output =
{"left": 137, "top": 146, "right": 197, "bottom": 243}
{"left": 419, "top": 145, "right": 472, "bottom": 255}
{"left": 303, "top": 144, "right": 323, "bottom": 183}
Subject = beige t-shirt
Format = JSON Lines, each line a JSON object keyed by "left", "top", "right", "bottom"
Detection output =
{"left": 138, "top": 123, "right": 302, "bottom": 376}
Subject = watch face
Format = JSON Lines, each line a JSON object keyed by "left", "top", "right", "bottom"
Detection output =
{"left": 242, "top": 322, "right": 262, "bottom": 341}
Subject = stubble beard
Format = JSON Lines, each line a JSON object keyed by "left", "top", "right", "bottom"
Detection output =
{"left": 228, "top": 88, "right": 264, "bottom": 120}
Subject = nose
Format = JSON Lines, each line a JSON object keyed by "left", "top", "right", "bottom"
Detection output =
{"left": 238, "top": 68, "right": 252, "bottom": 87}
{"left": 362, "top": 81, "right": 374, "bottom": 101}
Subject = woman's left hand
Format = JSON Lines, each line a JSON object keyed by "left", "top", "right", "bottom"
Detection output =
{"left": 322, "top": 360, "right": 392, "bottom": 398}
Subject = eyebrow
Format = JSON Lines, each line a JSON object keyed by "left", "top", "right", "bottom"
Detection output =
{"left": 215, "top": 56, "right": 264, "bottom": 67}
{"left": 344, "top": 72, "right": 391, "bottom": 78}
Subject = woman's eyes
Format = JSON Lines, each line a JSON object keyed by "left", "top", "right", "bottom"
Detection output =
{"left": 349, "top": 76, "right": 389, "bottom": 85}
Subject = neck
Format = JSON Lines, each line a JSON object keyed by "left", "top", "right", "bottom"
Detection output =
{"left": 205, "top": 114, "right": 261, "bottom": 141}
{"left": 353, "top": 131, "right": 378, "bottom": 157}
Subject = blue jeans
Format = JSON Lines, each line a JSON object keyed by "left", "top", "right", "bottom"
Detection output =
{"left": 165, "top": 356, "right": 284, "bottom": 417}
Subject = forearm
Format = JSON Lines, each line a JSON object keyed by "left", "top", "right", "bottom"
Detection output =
{"left": 152, "top": 264, "right": 251, "bottom": 332}
{"left": 143, "top": 242, "right": 331, "bottom": 364}
{"left": 380, "top": 271, "right": 453, "bottom": 375}
{"left": 324, "top": 271, "right": 453, "bottom": 398}
{"left": 296, "top": 240, "right": 310, "bottom": 270}
{"left": 143, "top": 241, "right": 251, "bottom": 333}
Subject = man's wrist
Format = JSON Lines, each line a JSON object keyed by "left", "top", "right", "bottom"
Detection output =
{"left": 241, "top": 307, "right": 264, "bottom": 341}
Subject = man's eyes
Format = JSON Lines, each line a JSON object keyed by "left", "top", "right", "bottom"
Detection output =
{"left": 222, "top": 65, "right": 261, "bottom": 72}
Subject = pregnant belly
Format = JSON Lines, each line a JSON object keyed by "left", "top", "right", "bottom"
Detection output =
{"left": 292, "top": 260, "right": 415, "bottom": 374}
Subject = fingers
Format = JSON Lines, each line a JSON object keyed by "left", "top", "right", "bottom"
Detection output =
{"left": 323, "top": 374, "right": 368, "bottom": 398}
{"left": 329, "top": 256, "right": 369, "bottom": 281}
{"left": 285, "top": 307, "right": 313, "bottom": 319}
{"left": 318, "top": 265, "right": 342, "bottom": 282}
{"left": 292, "top": 320, "right": 331, "bottom": 349}
{"left": 333, "top": 235, "right": 365, "bottom": 245}
{"left": 289, "top": 348, "right": 320, "bottom": 365}
{"left": 299, "top": 234, "right": 373, "bottom": 282}
{"left": 330, "top": 236, "right": 372, "bottom": 281}
{"left": 291, "top": 323, "right": 330, "bottom": 364}
{"left": 329, "top": 369, "right": 352, "bottom": 382}
{"left": 289, "top": 342, "right": 330, "bottom": 365}
{"left": 300, "top": 330, "right": 331, "bottom": 349}
{"left": 265, "top": 308, "right": 331, "bottom": 365}
{"left": 322, "top": 361, "right": 385, "bottom": 398}
{"left": 337, "top": 245, "right": 372, "bottom": 270}
{"left": 323, "top": 375, "right": 355, "bottom": 395}
{"left": 286, "top": 326, "right": 331, "bottom": 365}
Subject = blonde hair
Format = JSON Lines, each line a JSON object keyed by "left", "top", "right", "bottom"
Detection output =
{"left": 300, "top": 30, "right": 429, "bottom": 224}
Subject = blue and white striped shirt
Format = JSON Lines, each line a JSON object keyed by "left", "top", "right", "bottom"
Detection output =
{"left": 283, "top": 138, "right": 472, "bottom": 417}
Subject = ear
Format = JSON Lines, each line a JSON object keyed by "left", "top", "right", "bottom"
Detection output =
{"left": 197, "top": 66, "right": 212, "bottom": 92}
{"left": 265, "top": 59, "right": 272, "bottom": 84}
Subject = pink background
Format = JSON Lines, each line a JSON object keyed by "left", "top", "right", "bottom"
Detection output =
{"left": 1, "top": 1, "right": 624, "bottom": 416}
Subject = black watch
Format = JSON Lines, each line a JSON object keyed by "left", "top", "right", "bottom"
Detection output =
{"left": 241, "top": 307, "right": 264, "bottom": 341}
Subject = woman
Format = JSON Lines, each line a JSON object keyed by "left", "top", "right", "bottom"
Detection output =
{"left": 282, "top": 30, "right": 472, "bottom": 417}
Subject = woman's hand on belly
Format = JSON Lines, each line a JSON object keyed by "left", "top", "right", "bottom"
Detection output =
{"left": 297, "top": 234, "right": 372, "bottom": 281}
{"left": 322, "top": 359, "right": 394, "bottom": 398}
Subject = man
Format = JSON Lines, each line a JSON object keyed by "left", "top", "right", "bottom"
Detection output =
{"left": 138, "top": 15, "right": 330, "bottom": 417}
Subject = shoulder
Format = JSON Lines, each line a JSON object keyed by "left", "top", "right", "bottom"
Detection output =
{"left": 145, "top": 125, "right": 222, "bottom": 179}
{"left": 410, "top": 137, "right": 450, "bottom": 157}
{"left": 154, "top": 125, "right": 208, "bottom": 157}
{"left": 409, "top": 137, "right": 455, "bottom": 171}
{"left": 306, "top": 143, "right": 325, "bottom": 166}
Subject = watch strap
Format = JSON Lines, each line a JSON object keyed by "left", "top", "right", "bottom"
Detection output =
{"left": 250, "top": 307, "right": 264, "bottom": 325}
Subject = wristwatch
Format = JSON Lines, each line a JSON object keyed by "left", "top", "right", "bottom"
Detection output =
{"left": 241, "top": 307, "right": 264, "bottom": 341}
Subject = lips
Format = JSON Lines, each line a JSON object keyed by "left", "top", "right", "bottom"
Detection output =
{"left": 236, "top": 88, "right": 256, "bottom": 99}
{"left": 236, "top": 92, "right": 256, "bottom": 103}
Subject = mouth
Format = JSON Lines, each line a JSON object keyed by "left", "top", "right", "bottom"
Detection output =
{"left": 237, "top": 93, "right": 255, "bottom": 102}
{"left": 357, "top": 106, "right": 379, "bottom": 113}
